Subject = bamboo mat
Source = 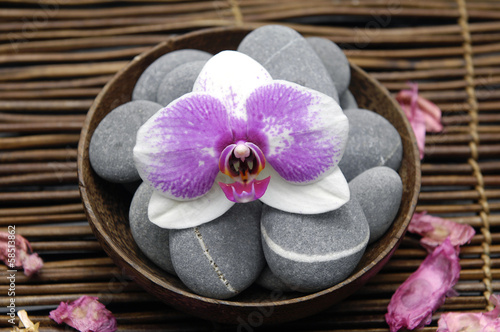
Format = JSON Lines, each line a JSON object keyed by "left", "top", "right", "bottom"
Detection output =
{"left": 0, "top": 0, "right": 499, "bottom": 331}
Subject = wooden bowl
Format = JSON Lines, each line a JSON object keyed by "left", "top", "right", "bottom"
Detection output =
{"left": 78, "top": 26, "right": 421, "bottom": 325}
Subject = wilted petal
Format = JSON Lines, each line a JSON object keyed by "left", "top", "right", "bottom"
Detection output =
{"left": 386, "top": 238, "right": 460, "bottom": 332}
{"left": 13, "top": 310, "right": 39, "bottom": 332}
{"left": 0, "top": 232, "right": 43, "bottom": 277}
{"left": 396, "top": 85, "right": 443, "bottom": 133}
{"left": 409, "top": 211, "right": 475, "bottom": 251}
{"left": 148, "top": 174, "right": 235, "bottom": 228}
{"left": 50, "top": 296, "right": 117, "bottom": 332}
{"left": 193, "top": 50, "right": 272, "bottom": 122}
{"left": 134, "top": 93, "right": 232, "bottom": 200}
{"left": 437, "top": 294, "right": 500, "bottom": 332}
{"left": 246, "top": 80, "right": 348, "bottom": 183}
{"left": 259, "top": 165, "right": 349, "bottom": 214}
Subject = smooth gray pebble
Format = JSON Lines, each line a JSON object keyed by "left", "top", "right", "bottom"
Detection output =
{"left": 338, "top": 108, "right": 403, "bottom": 182}
{"left": 261, "top": 199, "right": 369, "bottom": 293}
{"left": 89, "top": 100, "right": 162, "bottom": 183}
{"left": 349, "top": 166, "right": 403, "bottom": 244}
{"left": 169, "top": 202, "right": 265, "bottom": 299}
{"left": 129, "top": 182, "right": 176, "bottom": 275}
{"left": 156, "top": 61, "right": 207, "bottom": 106}
{"left": 132, "top": 49, "right": 212, "bottom": 102}
{"left": 237, "top": 25, "right": 338, "bottom": 102}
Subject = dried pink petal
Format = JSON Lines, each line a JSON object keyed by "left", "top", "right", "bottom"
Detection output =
{"left": 396, "top": 83, "right": 443, "bottom": 160}
{"left": 437, "top": 294, "right": 500, "bottom": 332}
{"left": 386, "top": 238, "right": 460, "bottom": 332}
{"left": 409, "top": 211, "right": 475, "bottom": 252}
{"left": 0, "top": 232, "right": 43, "bottom": 276}
{"left": 49, "top": 295, "right": 117, "bottom": 332}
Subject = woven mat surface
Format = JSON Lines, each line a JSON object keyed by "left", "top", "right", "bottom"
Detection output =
{"left": 1, "top": 0, "right": 499, "bottom": 331}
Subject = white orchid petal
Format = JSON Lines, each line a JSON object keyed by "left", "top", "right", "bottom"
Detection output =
{"left": 259, "top": 165, "right": 350, "bottom": 214}
{"left": 193, "top": 51, "right": 272, "bottom": 121}
{"left": 148, "top": 174, "right": 234, "bottom": 229}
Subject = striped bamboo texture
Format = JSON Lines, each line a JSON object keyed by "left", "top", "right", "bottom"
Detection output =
{"left": 0, "top": 0, "right": 499, "bottom": 331}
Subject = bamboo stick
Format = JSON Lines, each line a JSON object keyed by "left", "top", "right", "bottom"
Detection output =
{"left": 421, "top": 161, "right": 500, "bottom": 174}
{"left": 0, "top": 171, "right": 78, "bottom": 186}
{"left": 0, "top": 99, "right": 92, "bottom": 111}
{"left": 0, "top": 61, "right": 127, "bottom": 81}
{"left": 0, "top": 47, "right": 149, "bottom": 64}
{"left": 0, "top": 266, "right": 120, "bottom": 284}
{"left": 420, "top": 175, "right": 500, "bottom": 186}
{"left": 0, "top": 202, "right": 83, "bottom": 217}
{"left": 0, "top": 213, "right": 87, "bottom": 226}
{"left": 0, "top": 122, "right": 82, "bottom": 133}
{"left": 0, "top": 161, "right": 77, "bottom": 174}
{"left": 0, "top": 112, "right": 86, "bottom": 123}
{"left": 419, "top": 189, "right": 500, "bottom": 201}
{"left": 0, "top": 134, "right": 80, "bottom": 149}
{"left": 0, "top": 281, "right": 141, "bottom": 295}
{"left": 2, "top": 35, "right": 169, "bottom": 54}
{"left": 0, "top": 292, "right": 155, "bottom": 306}
{"left": 42, "top": 257, "right": 113, "bottom": 268}
{"left": 0, "top": 75, "right": 112, "bottom": 91}
{"left": 0, "top": 88, "right": 101, "bottom": 99}
{"left": 30, "top": 240, "right": 102, "bottom": 252}
{"left": 2, "top": 225, "right": 93, "bottom": 237}
{"left": 0, "top": 149, "right": 77, "bottom": 162}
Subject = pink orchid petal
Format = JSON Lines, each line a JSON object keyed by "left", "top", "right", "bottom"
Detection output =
{"left": 246, "top": 80, "right": 348, "bottom": 183}
{"left": 50, "top": 296, "right": 117, "bottom": 332}
{"left": 437, "top": 294, "right": 500, "bottom": 332}
{"left": 134, "top": 92, "right": 232, "bottom": 200}
{"left": 396, "top": 83, "right": 444, "bottom": 160}
{"left": 0, "top": 232, "right": 43, "bottom": 276}
{"left": 409, "top": 211, "right": 475, "bottom": 252}
{"left": 386, "top": 238, "right": 461, "bottom": 332}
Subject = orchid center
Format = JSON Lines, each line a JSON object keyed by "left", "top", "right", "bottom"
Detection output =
{"left": 218, "top": 141, "right": 270, "bottom": 203}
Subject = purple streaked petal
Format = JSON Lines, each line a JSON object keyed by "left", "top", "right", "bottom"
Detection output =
{"left": 246, "top": 80, "right": 348, "bottom": 184}
{"left": 259, "top": 165, "right": 349, "bottom": 213}
{"left": 193, "top": 51, "right": 272, "bottom": 123}
{"left": 149, "top": 175, "right": 235, "bottom": 229}
{"left": 219, "top": 177, "right": 271, "bottom": 203}
{"left": 134, "top": 92, "right": 232, "bottom": 200}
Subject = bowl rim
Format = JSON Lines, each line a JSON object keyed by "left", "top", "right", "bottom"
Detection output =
{"left": 78, "top": 25, "right": 421, "bottom": 316}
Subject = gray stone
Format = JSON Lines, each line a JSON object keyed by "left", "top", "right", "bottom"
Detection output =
{"left": 307, "top": 37, "right": 350, "bottom": 96}
{"left": 338, "top": 108, "right": 403, "bottom": 182}
{"left": 256, "top": 266, "right": 294, "bottom": 292}
{"left": 261, "top": 199, "right": 370, "bottom": 293}
{"left": 89, "top": 100, "right": 162, "bottom": 183}
{"left": 169, "top": 202, "right": 265, "bottom": 299}
{"left": 340, "top": 89, "right": 358, "bottom": 110}
{"left": 349, "top": 166, "right": 403, "bottom": 244}
{"left": 132, "top": 49, "right": 212, "bottom": 102}
{"left": 156, "top": 60, "right": 207, "bottom": 106}
{"left": 237, "top": 25, "right": 338, "bottom": 102}
{"left": 129, "top": 182, "right": 176, "bottom": 275}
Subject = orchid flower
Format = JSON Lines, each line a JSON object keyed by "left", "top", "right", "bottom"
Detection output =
{"left": 134, "top": 51, "right": 349, "bottom": 229}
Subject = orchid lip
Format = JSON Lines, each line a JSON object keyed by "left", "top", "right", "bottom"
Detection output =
{"left": 219, "top": 177, "right": 271, "bottom": 203}
{"left": 218, "top": 141, "right": 268, "bottom": 203}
